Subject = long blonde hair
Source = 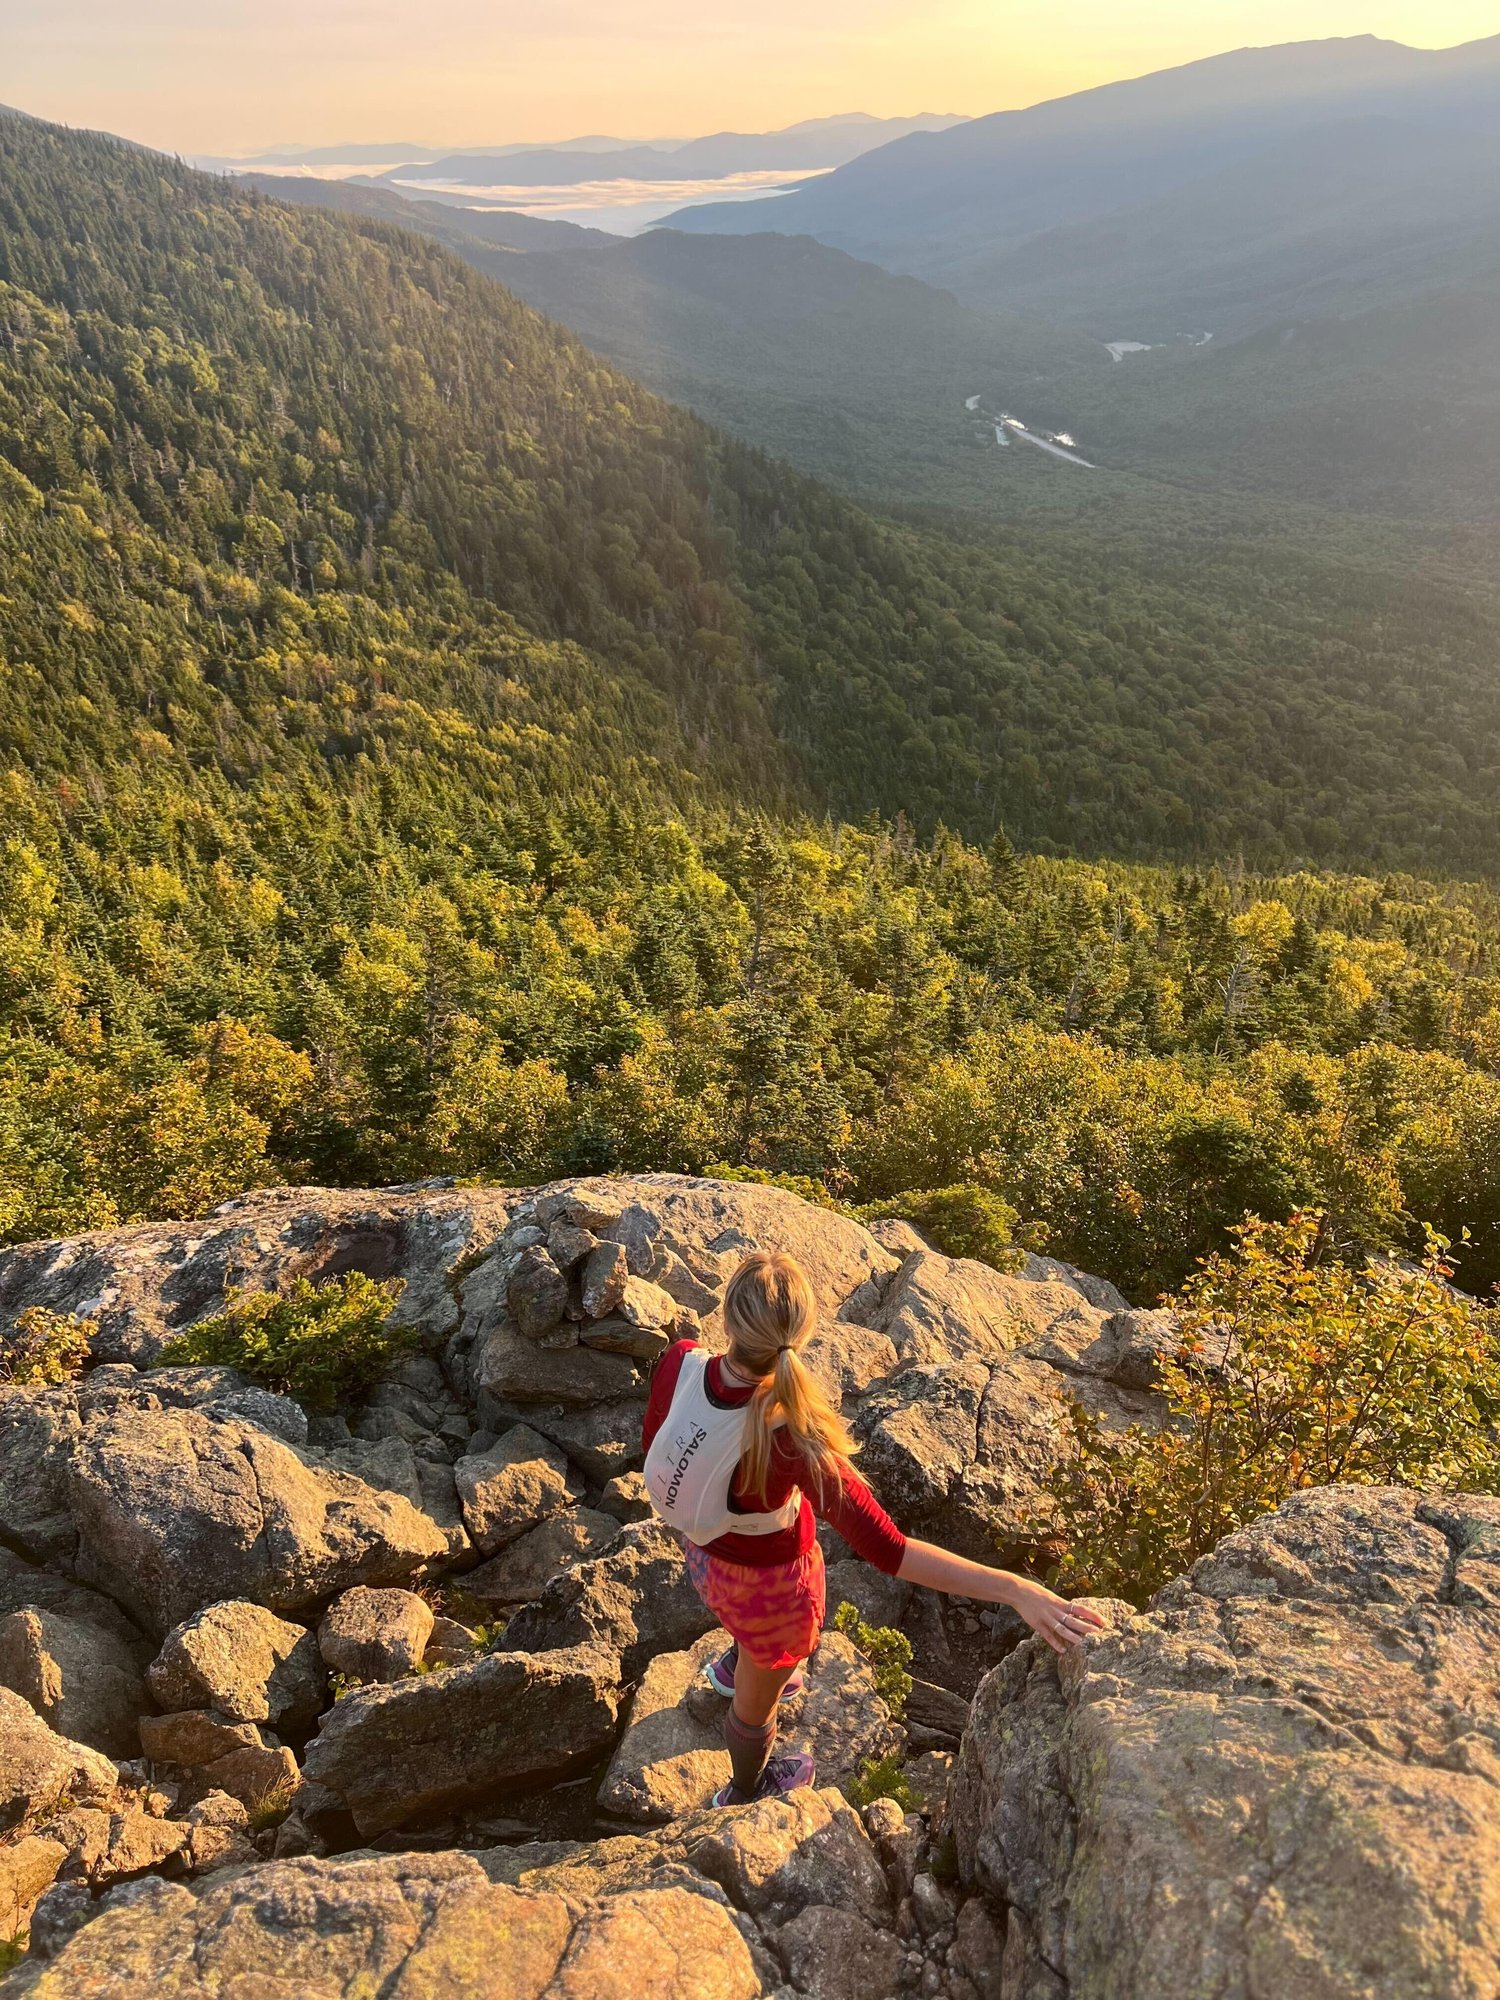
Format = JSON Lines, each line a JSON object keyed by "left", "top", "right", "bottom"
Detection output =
{"left": 724, "top": 1251, "right": 856, "bottom": 1504}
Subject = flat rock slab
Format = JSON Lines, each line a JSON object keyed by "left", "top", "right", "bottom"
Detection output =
{"left": 951, "top": 1486, "right": 1500, "bottom": 2000}
{"left": 4, "top": 1854, "right": 761, "bottom": 2000}
{"left": 301, "top": 1642, "right": 623, "bottom": 1835}
{"left": 600, "top": 1629, "right": 904, "bottom": 1823}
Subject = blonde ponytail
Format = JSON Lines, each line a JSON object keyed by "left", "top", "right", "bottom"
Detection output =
{"left": 724, "top": 1251, "right": 857, "bottom": 1505}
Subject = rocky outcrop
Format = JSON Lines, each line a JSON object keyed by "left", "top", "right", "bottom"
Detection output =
{"left": 0, "top": 1846, "right": 771, "bottom": 1999}
{"left": 16, "top": 1173, "right": 1493, "bottom": 1998}
{"left": 0, "top": 1182, "right": 516, "bottom": 1367}
{"left": 300, "top": 1643, "right": 623, "bottom": 1834}
{"left": 951, "top": 1486, "right": 1500, "bottom": 2000}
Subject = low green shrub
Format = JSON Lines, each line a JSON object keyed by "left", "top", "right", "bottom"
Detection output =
{"left": 1048, "top": 1213, "right": 1500, "bottom": 1605}
{"left": 1, "top": 1305, "right": 94, "bottom": 1386}
{"left": 832, "top": 1600, "right": 913, "bottom": 1719}
{"left": 856, "top": 1184, "right": 1023, "bottom": 1272}
{"left": 155, "top": 1272, "right": 410, "bottom": 1412}
{"left": 846, "top": 1751, "right": 919, "bottom": 1812}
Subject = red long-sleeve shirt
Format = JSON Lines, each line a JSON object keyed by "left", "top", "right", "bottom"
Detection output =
{"left": 642, "top": 1339, "right": 907, "bottom": 1575}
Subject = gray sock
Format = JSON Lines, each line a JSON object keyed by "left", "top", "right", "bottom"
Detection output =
{"left": 723, "top": 1709, "right": 776, "bottom": 1800}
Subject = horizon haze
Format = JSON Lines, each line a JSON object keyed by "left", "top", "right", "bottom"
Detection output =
{"left": 4, "top": 1, "right": 1496, "bottom": 155}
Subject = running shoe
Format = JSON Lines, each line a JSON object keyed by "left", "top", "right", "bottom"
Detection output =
{"left": 703, "top": 1643, "right": 805, "bottom": 1700}
{"left": 710, "top": 1752, "right": 818, "bottom": 1809}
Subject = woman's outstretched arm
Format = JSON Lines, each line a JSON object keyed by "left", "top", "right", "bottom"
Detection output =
{"left": 896, "top": 1536, "right": 1106, "bottom": 1655}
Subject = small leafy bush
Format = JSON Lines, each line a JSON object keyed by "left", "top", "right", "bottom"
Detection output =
{"left": 857, "top": 1184, "right": 1023, "bottom": 1272}
{"left": 1, "top": 1305, "right": 94, "bottom": 1386}
{"left": 846, "top": 1751, "right": 918, "bottom": 1811}
{"left": 832, "top": 1601, "right": 913, "bottom": 1718}
{"left": 1049, "top": 1212, "right": 1500, "bottom": 1605}
{"left": 155, "top": 1272, "right": 410, "bottom": 1412}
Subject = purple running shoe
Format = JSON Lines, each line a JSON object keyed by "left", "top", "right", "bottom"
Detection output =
{"left": 703, "top": 1643, "right": 804, "bottom": 1700}
{"left": 710, "top": 1752, "right": 818, "bottom": 1809}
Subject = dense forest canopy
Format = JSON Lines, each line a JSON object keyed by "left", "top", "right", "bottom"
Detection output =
{"left": 5, "top": 109, "right": 1500, "bottom": 1299}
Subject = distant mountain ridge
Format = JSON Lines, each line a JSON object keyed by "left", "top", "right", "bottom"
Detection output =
{"left": 198, "top": 114, "right": 966, "bottom": 183}
{"left": 380, "top": 114, "right": 966, "bottom": 189}
{"left": 964, "top": 114, "right": 1500, "bottom": 338}
{"left": 665, "top": 35, "right": 1500, "bottom": 285}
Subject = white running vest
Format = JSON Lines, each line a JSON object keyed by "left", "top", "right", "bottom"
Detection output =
{"left": 643, "top": 1349, "right": 802, "bottom": 1546}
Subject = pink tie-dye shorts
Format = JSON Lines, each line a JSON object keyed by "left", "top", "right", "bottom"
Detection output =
{"left": 681, "top": 1537, "right": 827, "bottom": 1670}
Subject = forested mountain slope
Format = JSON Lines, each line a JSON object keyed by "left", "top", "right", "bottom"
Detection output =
{"left": 7, "top": 113, "right": 1500, "bottom": 1293}
{"left": 491, "top": 228, "right": 1102, "bottom": 492}
{"left": 8, "top": 110, "right": 1500, "bottom": 868}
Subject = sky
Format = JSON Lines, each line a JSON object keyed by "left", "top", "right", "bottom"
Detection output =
{"left": 3, "top": 0, "right": 1496, "bottom": 156}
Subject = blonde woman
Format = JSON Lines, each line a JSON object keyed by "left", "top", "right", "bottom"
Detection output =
{"left": 642, "top": 1250, "right": 1104, "bottom": 1806}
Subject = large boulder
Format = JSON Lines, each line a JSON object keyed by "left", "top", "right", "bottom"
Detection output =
{"left": 476, "top": 1325, "right": 642, "bottom": 1411}
{"left": 453, "top": 1426, "right": 583, "bottom": 1554}
{"left": 301, "top": 1642, "right": 623, "bottom": 1834}
{"left": 74, "top": 1363, "right": 309, "bottom": 1444}
{"left": 524, "top": 1403, "right": 647, "bottom": 1487}
{"left": 0, "top": 1835, "right": 67, "bottom": 1950}
{"left": 0, "top": 1608, "right": 148, "bottom": 1759}
{"left": 66, "top": 1409, "right": 451, "bottom": 1635}
{"left": 499, "top": 1522, "right": 716, "bottom": 1680}
{"left": 146, "top": 1600, "right": 325, "bottom": 1727}
{"left": 951, "top": 1487, "right": 1500, "bottom": 2000}
{"left": 0, "top": 1688, "right": 117, "bottom": 1836}
{"left": 317, "top": 1586, "right": 435, "bottom": 1685}
{"left": 466, "top": 1510, "right": 620, "bottom": 1607}
{"left": 0, "top": 1183, "right": 516, "bottom": 1367}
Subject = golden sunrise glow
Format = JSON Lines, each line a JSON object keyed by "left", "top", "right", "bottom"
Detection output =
{"left": 4, "top": 0, "right": 1497, "bottom": 156}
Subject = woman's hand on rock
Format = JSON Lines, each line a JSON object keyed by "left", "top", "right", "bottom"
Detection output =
{"left": 1010, "top": 1580, "right": 1107, "bottom": 1655}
